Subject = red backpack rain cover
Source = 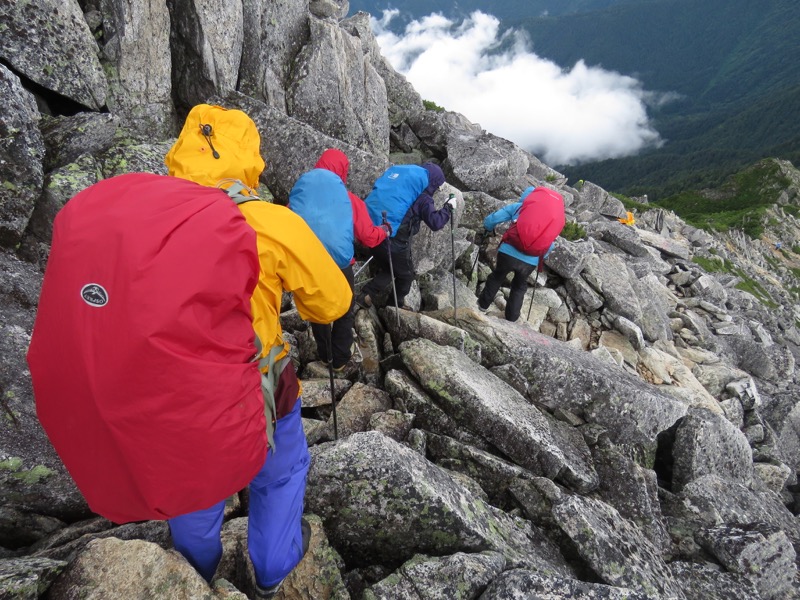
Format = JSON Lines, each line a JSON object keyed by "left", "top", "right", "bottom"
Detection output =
{"left": 27, "top": 173, "right": 267, "bottom": 523}
{"left": 502, "top": 187, "right": 566, "bottom": 257}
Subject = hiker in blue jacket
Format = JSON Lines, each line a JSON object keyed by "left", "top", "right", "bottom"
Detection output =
{"left": 478, "top": 186, "right": 561, "bottom": 322}
{"left": 356, "top": 162, "right": 455, "bottom": 310}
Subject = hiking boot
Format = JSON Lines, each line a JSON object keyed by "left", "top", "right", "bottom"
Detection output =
{"left": 253, "top": 517, "right": 311, "bottom": 599}
{"left": 254, "top": 581, "right": 281, "bottom": 599}
{"left": 478, "top": 303, "right": 490, "bottom": 313}
{"left": 332, "top": 358, "right": 360, "bottom": 378}
{"left": 355, "top": 292, "right": 372, "bottom": 309}
{"left": 332, "top": 342, "right": 357, "bottom": 373}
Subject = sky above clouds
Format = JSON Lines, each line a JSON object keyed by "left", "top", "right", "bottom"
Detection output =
{"left": 372, "top": 10, "right": 666, "bottom": 166}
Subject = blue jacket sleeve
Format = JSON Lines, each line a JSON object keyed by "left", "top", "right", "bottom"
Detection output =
{"left": 417, "top": 193, "right": 452, "bottom": 231}
{"left": 484, "top": 202, "right": 522, "bottom": 232}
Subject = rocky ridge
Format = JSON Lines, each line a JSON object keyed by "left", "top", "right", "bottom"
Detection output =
{"left": 1, "top": 0, "right": 800, "bottom": 599}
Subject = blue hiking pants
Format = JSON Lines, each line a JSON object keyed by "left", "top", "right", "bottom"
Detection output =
{"left": 168, "top": 398, "right": 311, "bottom": 587}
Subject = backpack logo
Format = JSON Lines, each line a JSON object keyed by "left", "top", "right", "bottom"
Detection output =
{"left": 388, "top": 173, "right": 400, "bottom": 180}
{"left": 81, "top": 284, "right": 108, "bottom": 307}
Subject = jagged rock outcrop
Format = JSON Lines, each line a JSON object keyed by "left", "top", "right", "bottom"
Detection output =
{"left": 288, "top": 14, "right": 390, "bottom": 155}
{"left": 99, "top": 0, "right": 176, "bottom": 138}
{"left": 0, "top": 65, "right": 44, "bottom": 248}
{"left": 0, "top": 0, "right": 108, "bottom": 111}
{"left": 1, "top": 1, "right": 800, "bottom": 599}
{"left": 167, "top": 0, "right": 245, "bottom": 111}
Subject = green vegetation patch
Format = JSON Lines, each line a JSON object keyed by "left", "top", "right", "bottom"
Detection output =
{"left": 658, "top": 159, "right": 792, "bottom": 239}
{"left": 692, "top": 255, "right": 727, "bottom": 273}
{"left": 561, "top": 221, "right": 587, "bottom": 241}
{"left": 692, "top": 254, "right": 778, "bottom": 307}
{"left": 0, "top": 457, "right": 24, "bottom": 471}
{"left": 611, "top": 193, "right": 650, "bottom": 213}
{"left": 423, "top": 99, "right": 445, "bottom": 112}
{"left": 736, "top": 277, "right": 778, "bottom": 309}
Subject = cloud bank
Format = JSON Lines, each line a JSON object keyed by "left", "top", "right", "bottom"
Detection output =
{"left": 373, "top": 10, "right": 665, "bottom": 166}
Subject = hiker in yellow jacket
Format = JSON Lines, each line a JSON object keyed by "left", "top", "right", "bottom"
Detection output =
{"left": 166, "top": 104, "right": 351, "bottom": 599}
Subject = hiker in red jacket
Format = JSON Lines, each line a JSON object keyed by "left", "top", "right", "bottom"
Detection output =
{"left": 290, "top": 148, "right": 390, "bottom": 371}
{"left": 478, "top": 186, "right": 565, "bottom": 321}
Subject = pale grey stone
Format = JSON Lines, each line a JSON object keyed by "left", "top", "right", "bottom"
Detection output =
{"left": 365, "top": 551, "right": 506, "bottom": 600}
{"left": 696, "top": 523, "right": 796, "bottom": 600}
{"left": 480, "top": 568, "right": 654, "bottom": 600}
{"left": 44, "top": 538, "right": 213, "bottom": 599}
{"left": 100, "top": 0, "right": 176, "bottom": 138}
{"left": 672, "top": 409, "right": 753, "bottom": 492}
{"left": 552, "top": 495, "right": 686, "bottom": 599}
{"left": 0, "top": 66, "right": 44, "bottom": 249}
{"left": 307, "top": 431, "right": 573, "bottom": 574}
{"left": 400, "top": 338, "right": 599, "bottom": 493}
{"left": 169, "top": 0, "right": 244, "bottom": 110}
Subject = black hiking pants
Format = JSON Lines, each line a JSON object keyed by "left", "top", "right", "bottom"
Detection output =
{"left": 478, "top": 251, "right": 535, "bottom": 322}
{"left": 361, "top": 239, "right": 414, "bottom": 308}
{"left": 312, "top": 264, "right": 355, "bottom": 369}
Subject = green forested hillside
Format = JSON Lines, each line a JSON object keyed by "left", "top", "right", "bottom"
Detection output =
{"left": 515, "top": 0, "right": 793, "bottom": 103}
{"left": 655, "top": 158, "right": 794, "bottom": 239}
{"left": 513, "top": 0, "right": 800, "bottom": 198}
{"left": 566, "top": 83, "right": 800, "bottom": 199}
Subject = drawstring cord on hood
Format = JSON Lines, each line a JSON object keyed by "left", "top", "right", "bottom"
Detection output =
{"left": 200, "top": 123, "right": 221, "bottom": 159}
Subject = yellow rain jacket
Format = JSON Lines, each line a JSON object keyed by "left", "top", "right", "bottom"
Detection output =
{"left": 166, "top": 104, "right": 351, "bottom": 435}
{"left": 241, "top": 200, "right": 352, "bottom": 366}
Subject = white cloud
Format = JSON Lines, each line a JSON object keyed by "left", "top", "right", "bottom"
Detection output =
{"left": 373, "top": 10, "right": 666, "bottom": 166}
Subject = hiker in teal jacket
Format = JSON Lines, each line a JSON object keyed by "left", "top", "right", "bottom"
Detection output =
{"left": 478, "top": 186, "right": 558, "bottom": 321}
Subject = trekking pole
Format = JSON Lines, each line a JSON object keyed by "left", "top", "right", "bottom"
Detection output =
{"left": 470, "top": 231, "right": 483, "bottom": 276}
{"left": 448, "top": 194, "right": 457, "bottom": 320}
{"left": 353, "top": 256, "right": 373, "bottom": 278}
{"left": 471, "top": 232, "right": 486, "bottom": 294}
{"left": 325, "top": 329, "right": 338, "bottom": 440}
{"left": 526, "top": 260, "right": 542, "bottom": 322}
{"left": 382, "top": 211, "right": 400, "bottom": 329}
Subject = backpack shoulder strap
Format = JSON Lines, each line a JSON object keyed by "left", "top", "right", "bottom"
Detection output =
{"left": 217, "top": 178, "right": 262, "bottom": 205}
{"left": 252, "top": 334, "right": 286, "bottom": 453}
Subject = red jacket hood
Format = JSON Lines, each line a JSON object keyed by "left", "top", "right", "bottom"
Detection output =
{"left": 315, "top": 148, "right": 349, "bottom": 184}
